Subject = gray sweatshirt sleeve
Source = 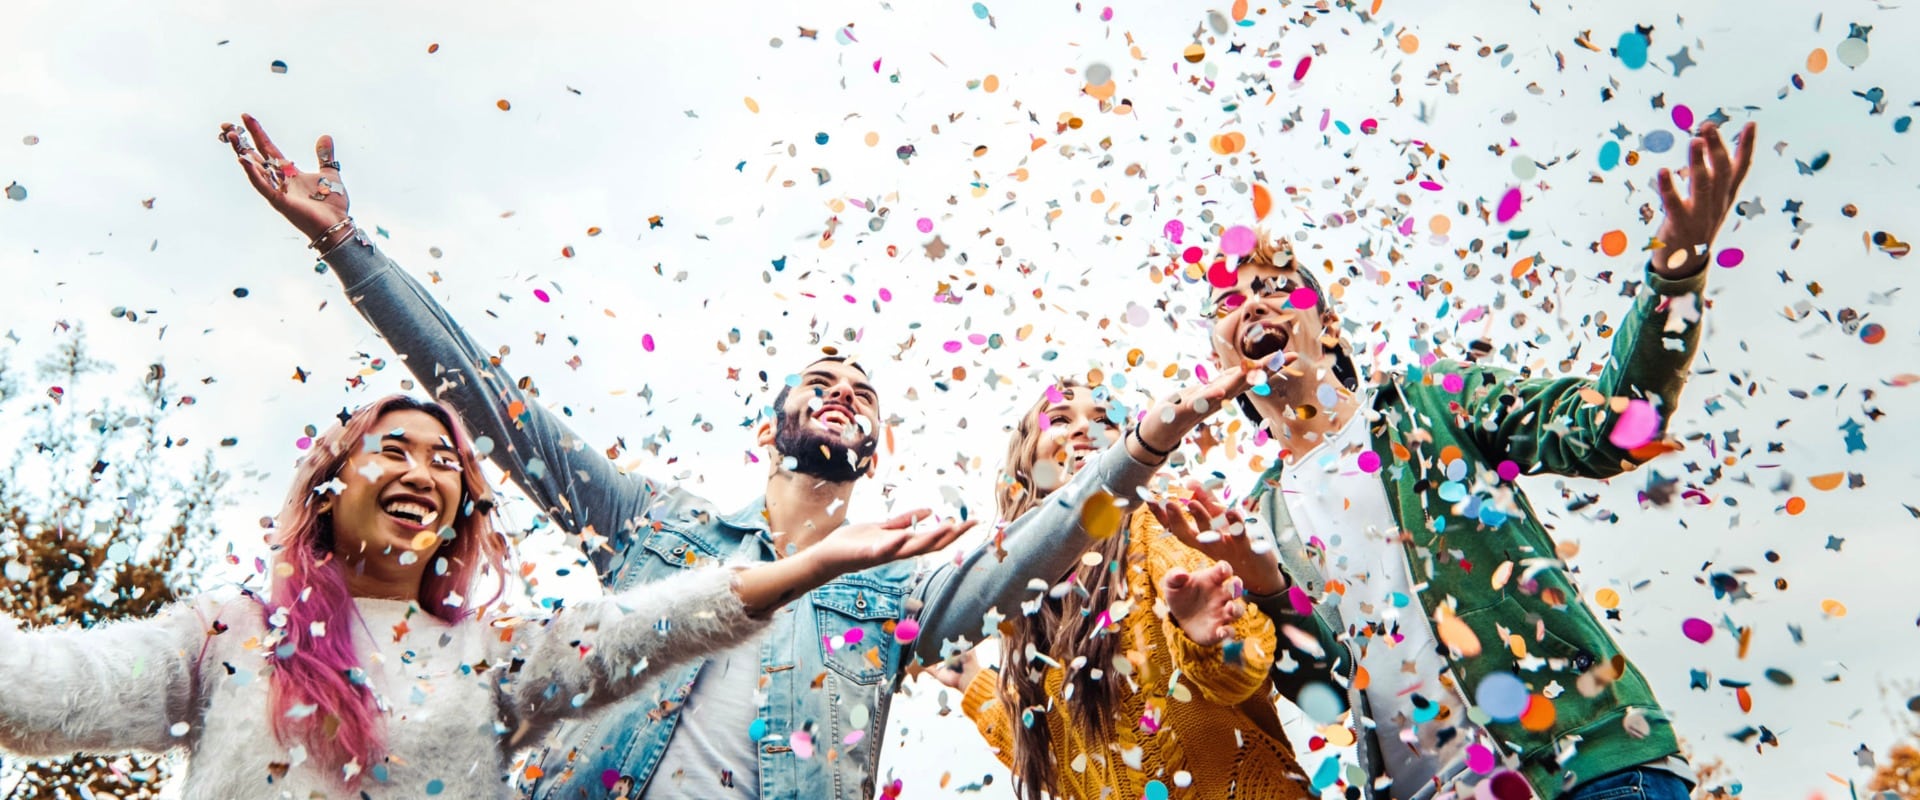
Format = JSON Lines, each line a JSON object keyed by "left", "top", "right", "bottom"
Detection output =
{"left": 323, "top": 232, "right": 657, "bottom": 573}
{"left": 902, "top": 441, "right": 1159, "bottom": 665}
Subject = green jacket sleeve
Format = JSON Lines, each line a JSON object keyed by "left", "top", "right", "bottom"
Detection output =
{"left": 1434, "top": 265, "right": 1707, "bottom": 480}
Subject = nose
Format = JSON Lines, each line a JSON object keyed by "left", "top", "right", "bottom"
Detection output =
{"left": 398, "top": 454, "right": 436, "bottom": 490}
{"left": 824, "top": 380, "right": 856, "bottom": 407}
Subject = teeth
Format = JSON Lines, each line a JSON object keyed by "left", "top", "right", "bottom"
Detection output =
{"left": 382, "top": 501, "right": 432, "bottom": 523}
{"left": 418, "top": 509, "right": 440, "bottom": 529}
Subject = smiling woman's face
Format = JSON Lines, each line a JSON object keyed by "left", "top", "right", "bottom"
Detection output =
{"left": 327, "top": 409, "right": 465, "bottom": 563}
{"left": 1030, "top": 386, "right": 1120, "bottom": 494}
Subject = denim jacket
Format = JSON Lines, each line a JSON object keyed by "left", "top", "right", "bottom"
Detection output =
{"left": 323, "top": 231, "right": 1159, "bottom": 800}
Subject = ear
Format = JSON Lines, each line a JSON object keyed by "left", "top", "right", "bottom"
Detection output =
{"left": 755, "top": 420, "right": 775, "bottom": 448}
{"left": 315, "top": 498, "right": 334, "bottom": 515}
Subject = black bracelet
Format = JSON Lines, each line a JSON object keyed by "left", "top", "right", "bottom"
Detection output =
{"left": 1130, "top": 425, "right": 1176, "bottom": 459}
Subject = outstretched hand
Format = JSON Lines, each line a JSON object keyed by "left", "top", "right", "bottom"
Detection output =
{"left": 1150, "top": 480, "right": 1286, "bottom": 597}
{"left": 1130, "top": 365, "right": 1251, "bottom": 463}
{"left": 809, "top": 510, "right": 977, "bottom": 578}
{"left": 218, "top": 113, "right": 352, "bottom": 246}
{"left": 1162, "top": 560, "right": 1246, "bottom": 648}
{"left": 1651, "top": 121, "right": 1757, "bottom": 278}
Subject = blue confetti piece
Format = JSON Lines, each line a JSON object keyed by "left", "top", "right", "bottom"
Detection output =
{"left": 750, "top": 718, "right": 769, "bottom": 742}
{"left": 1642, "top": 129, "right": 1676, "bottom": 154}
{"left": 1144, "top": 780, "right": 1169, "bottom": 800}
{"left": 772, "top": 256, "right": 787, "bottom": 271}
{"left": 971, "top": 2, "right": 989, "bottom": 18}
{"left": 1598, "top": 140, "right": 1622, "bottom": 171}
{"left": 1310, "top": 754, "right": 1342, "bottom": 792}
{"left": 426, "top": 779, "right": 444, "bottom": 795}
{"left": 1616, "top": 31, "right": 1649, "bottom": 69}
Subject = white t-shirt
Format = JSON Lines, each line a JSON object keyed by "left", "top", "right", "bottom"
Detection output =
{"left": 1279, "top": 405, "right": 1491, "bottom": 799}
{"left": 642, "top": 634, "right": 768, "bottom": 799}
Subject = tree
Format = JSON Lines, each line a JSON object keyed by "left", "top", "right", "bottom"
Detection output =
{"left": 0, "top": 326, "right": 228, "bottom": 799}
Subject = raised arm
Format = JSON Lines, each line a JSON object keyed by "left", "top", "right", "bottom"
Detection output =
{"left": 904, "top": 367, "right": 1251, "bottom": 666}
{"left": 219, "top": 115, "right": 658, "bottom": 574}
{"left": 1445, "top": 122, "right": 1756, "bottom": 480}
{"left": 0, "top": 599, "right": 223, "bottom": 757}
{"left": 501, "top": 510, "right": 973, "bottom": 742}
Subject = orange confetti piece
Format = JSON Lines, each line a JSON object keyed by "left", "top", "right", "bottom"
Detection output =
{"left": 1600, "top": 230, "right": 1628, "bottom": 256}
{"left": 1081, "top": 491, "right": 1122, "bottom": 539}
{"left": 1807, "top": 48, "right": 1828, "bottom": 74}
{"left": 1252, "top": 183, "right": 1273, "bottom": 220}
{"left": 1429, "top": 215, "right": 1451, "bottom": 235}
{"left": 1736, "top": 686, "right": 1752, "bottom": 713}
{"left": 427, "top": 43, "right": 440, "bottom": 54}
{"left": 1807, "top": 472, "right": 1845, "bottom": 491}
{"left": 1785, "top": 496, "right": 1807, "bottom": 515}
{"left": 1434, "top": 611, "right": 1482, "bottom": 657}
{"left": 744, "top": 96, "right": 760, "bottom": 113}
{"left": 507, "top": 400, "right": 527, "bottom": 420}
{"left": 496, "top": 99, "right": 511, "bottom": 111}
{"left": 1231, "top": 0, "right": 1249, "bottom": 21}
{"left": 1399, "top": 33, "right": 1420, "bottom": 54}
{"left": 524, "top": 765, "right": 544, "bottom": 780}
{"left": 1594, "top": 588, "right": 1620, "bottom": 609}
{"left": 1510, "top": 255, "right": 1535, "bottom": 279}
{"left": 1821, "top": 599, "right": 1847, "bottom": 617}
{"left": 983, "top": 74, "right": 1001, "bottom": 92}
{"left": 1352, "top": 665, "right": 1370, "bottom": 691}
{"left": 1519, "top": 695, "right": 1557, "bottom": 731}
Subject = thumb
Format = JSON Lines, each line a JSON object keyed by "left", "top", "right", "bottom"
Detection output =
{"left": 1163, "top": 568, "right": 1191, "bottom": 591}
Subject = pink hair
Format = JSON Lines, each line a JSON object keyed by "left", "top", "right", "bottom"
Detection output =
{"left": 263, "top": 395, "right": 508, "bottom": 782}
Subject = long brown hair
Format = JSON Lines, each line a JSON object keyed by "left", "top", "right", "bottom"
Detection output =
{"left": 995, "top": 379, "right": 1136, "bottom": 800}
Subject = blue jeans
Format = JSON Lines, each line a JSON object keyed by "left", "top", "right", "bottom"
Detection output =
{"left": 1564, "top": 767, "right": 1693, "bottom": 800}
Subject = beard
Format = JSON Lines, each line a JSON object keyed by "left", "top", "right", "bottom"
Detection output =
{"left": 772, "top": 406, "right": 877, "bottom": 483}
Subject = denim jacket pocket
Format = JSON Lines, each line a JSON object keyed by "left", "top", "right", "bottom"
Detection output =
{"left": 811, "top": 582, "right": 904, "bottom": 686}
{"left": 639, "top": 525, "right": 724, "bottom": 570}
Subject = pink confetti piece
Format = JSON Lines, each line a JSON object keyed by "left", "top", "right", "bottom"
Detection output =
{"left": 1496, "top": 460, "right": 1520, "bottom": 481}
{"left": 792, "top": 731, "right": 815, "bottom": 759}
{"left": 1288, "top": 287, "right": 1318, "bottom": 309}
{"left": 843, "top": 627, "right": 865, "bottom": 645}
{"left": 893, "top": 618, "right": 920, "bottom": 643}
{"left": 916, "top": 217, "right": 933, "bottom": 233}
{"left": 1356, "top": 450, "right": 1382, "bottom": 473}
{"left": 1716, "top": 247, "right": 1744, "bottom": 267}
{"left": 967, "top": 333, "right": 988, "bottom": 345}
{"left": 1495, "top": 186, "right": 1523, "bottom": 223}
{"left": 872, "top": 58, "right": 882, "bottom": 73}
{"left": 844, "top": 294, "right": 857, "bottom": 303}
{"left": 295, "top": 436, "right": 313, "bottom": 450}
{"left": 1292, "top": 56, "right": 1312, "bottom": 81}
{"left": 1441, "top": 373, "right": 1465, "bottom": 393}
{"left": 1195, "top": 363, "right": 1211, "bottom": 382}
{"left": 1287, "top": 585, "right": 1313, "bottom": 616}
{"left": 1100, "top": 6, "right": 1112, "bottom": 21}
{"left": 533, "top": 289, "right": 551, "bottom": 302}
{"left": 1182, "top": 246, "right": 1205, "bottom": 264}
{"left": 1608, "top": 398, "right": 1661, "bottom": 449}
{"left": 1359, "top": 118, "right": 1378, "bottom": 134}
{"left": 1398, "top": 216, "right": 1415, "bottom": 236}
{"left": 1220, "top": 225, "right": 1257, "bottom": 256}
{"left": 1164, "top": 219, "right": 1185, "bottom": 243}
{"left": 942, "top": 340, "right": 963, "bottom": 353}
{"left": 1672, "top": 104, "right": 1694, "bottom": 131}
{"left": 1419, "top": 180, "right": 1444, "bottom": 191}
{"left": 843, "top": 729, "right": 865, "bottom": 746}
{"left": 1207, "top": 260, "right": 1238, "bottom": 288}
{"left": 1318, "top": 108, "right": 1331, "bottom": 132}
{"left": 1682, "top": 617, "right": 1714, "bottom": 643}
{"left": 642, "top": 334, "right": 656, "bottom": 352}
{"left": 1044, "top": 385, "right": 1066, "bottom": 405}
{"left": 878, "top": 288, "right": 893, "bottom": 301}
{"left": 1466, "top": 743, "right": 1497, "bottom": 774}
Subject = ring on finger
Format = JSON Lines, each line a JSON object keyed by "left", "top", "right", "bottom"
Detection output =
{"left": 319, "top": 159, "right": 342, "bottom": 171}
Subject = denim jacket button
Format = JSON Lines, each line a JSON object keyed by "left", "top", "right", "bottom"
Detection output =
{"left": 855, "top": 593, "right": 868, "bottom": 612}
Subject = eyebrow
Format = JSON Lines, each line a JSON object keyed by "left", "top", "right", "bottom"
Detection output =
{"left": 805, "top": 370, "right": 877, "bottom": 397}
{"left": 382, "top": 432, "right": 457, "bottom": 452}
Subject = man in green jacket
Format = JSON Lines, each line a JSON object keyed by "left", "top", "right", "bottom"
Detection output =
{"left": 1181, "top": 122, "right": 1755, "bottom": 800}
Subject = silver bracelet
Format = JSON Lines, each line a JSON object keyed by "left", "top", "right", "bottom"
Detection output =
{"left": 308, "top": 217, "right": 354, "bottom": 251}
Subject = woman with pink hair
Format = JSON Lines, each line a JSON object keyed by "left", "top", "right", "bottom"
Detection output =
{"left": 0, "top": 395, "right": 971, "bottom": 798}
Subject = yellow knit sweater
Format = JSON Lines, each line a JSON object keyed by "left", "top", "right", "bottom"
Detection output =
{"left": 962, "top": 509, "right": 1313, "bottom": 800}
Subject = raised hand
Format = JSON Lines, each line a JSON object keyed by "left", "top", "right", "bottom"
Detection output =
{"left": 218, "top": 113, "right": 352, "bottom": 247}
{"left": 1161, "top": 560, "right": 1246, "bottom": 648}
{"left": 1149, "top": 481, "right": 1286, "bottom": 597}
{"left": 1130, "top": 365, "right": 1251, "bottom": 463}
{"left": 807, "top": 510, "right": 977, "bottom": 577}
{"left": 1651, "top": 121, "right": 1757, "bottom": 278}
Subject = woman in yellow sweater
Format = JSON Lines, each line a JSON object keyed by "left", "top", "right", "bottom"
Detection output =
{"left": 937, "top": 378, "right": 1313, "bottom": 800}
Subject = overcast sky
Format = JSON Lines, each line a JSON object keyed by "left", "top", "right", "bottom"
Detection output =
{"left": 4, "top": 0, "right": 1918, "bottom": 796}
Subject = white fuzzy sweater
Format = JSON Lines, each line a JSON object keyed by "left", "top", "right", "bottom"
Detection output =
{"left": 0, "top": 566, "right": 764, "bottom": 799}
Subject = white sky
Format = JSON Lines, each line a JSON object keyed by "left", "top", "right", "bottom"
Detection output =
{"left": 3, "top": 0, "right": 1918, "bottom": 797}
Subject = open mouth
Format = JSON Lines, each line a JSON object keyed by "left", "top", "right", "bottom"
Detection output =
{"left": 381, "top": 497, "right": 440, "bottom": 530}
{"left": 1239, "top": 322, "right": 1290, "bottom": 360}
{"left": 813, "top": 403, "right": 857, "bottom": 431}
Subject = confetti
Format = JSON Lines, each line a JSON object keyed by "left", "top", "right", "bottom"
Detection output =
{"left": 270, "top": 60, "right": 288, "bottom": 74}
{"left": 1682, "top": 617, "right": 1714, "bottom": 644}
